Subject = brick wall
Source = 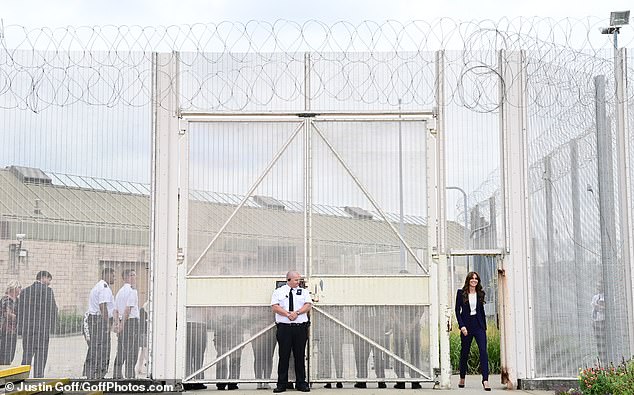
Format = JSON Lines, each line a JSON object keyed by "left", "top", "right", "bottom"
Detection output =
{"left": 1, "top": 239, "right": 148, "bottom": 311}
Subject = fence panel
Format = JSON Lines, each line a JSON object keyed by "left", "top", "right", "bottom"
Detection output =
{"left": 0, "top": 49, "right": 152, "bottom": 378}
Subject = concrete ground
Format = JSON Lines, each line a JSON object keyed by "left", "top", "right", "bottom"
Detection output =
{"left": 4, "top": 336, "right": 557, "bottom": 394}
{"left": 183, "top": 376, "right": 555, "bottom": 395}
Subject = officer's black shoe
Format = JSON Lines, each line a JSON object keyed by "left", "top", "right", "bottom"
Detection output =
{"left": 227, "top": 383, "right": 239, "bottom": 390}
{"left": 324, "top": 383, "right": 332, "bottom": 388}
{"left": 354, "top": 382, "right": 367, "bottom": 388}
{"left": 216, "top": 383, "right": 227, "bottom": 390}
{"left": 393, "top": 382, "right": 406, "bottom": 389}
{"left": 286, "top": 382, "right": 295, "bottom": 389}
{"left": 378, "top": 382, "right": 387, "bottom": 388}
{"left": 336, "top": 382, "right": 343, "bottom": 389}
{"left": 411, "top": 382, "right": 422, "bottom": 389}
{"left": 273, "top": 387, "right": 286, "bottom": 393}
{"left": 297, "top": 385, "right": 310, "bottom": 392}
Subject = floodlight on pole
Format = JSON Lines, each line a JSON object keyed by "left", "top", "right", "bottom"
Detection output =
{"left": 600, "top": 10, "right": 630, "bottom": 49}
{"left": 610, "top": 10, "right": 630, "bottom": 27}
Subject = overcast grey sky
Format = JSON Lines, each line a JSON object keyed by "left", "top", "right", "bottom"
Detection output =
{"left": 1, "top": 0, "right": 631, "bottom": 220}
{"left": 1, "top": 0, "right": 632, "bottom": 27}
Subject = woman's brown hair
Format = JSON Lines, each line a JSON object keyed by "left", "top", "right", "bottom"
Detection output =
{"left": 461, "top": 271, "right": 486, "bottom": 305}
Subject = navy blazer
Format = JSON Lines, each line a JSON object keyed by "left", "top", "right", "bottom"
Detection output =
{"left": 17, "top": 281, "right": 58, "bottom": 335}
{"left": 454, "top": 289, "right": 486, "bottom": 331}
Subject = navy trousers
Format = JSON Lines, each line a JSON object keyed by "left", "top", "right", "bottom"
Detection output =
{"left": 459, "top": 314, "right": 489, "bottom": 381}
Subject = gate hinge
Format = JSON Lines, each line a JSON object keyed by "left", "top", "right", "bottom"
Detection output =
{"left": 177, "top": 248, "right": 185, "bottom": 265}
{"left": 179, "top": 119, "right": 187, "bottom": 135}
{"left": 427, "top": 118, "right": 437, "bottom": 135}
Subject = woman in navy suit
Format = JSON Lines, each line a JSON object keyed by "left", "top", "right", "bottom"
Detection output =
{"left": 455, "top": 271, "right": 490, "bottom": 391}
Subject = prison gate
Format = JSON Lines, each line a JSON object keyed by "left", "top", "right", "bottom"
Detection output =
{"left": 1, "top": 19, "right": 633, "bottom": 390}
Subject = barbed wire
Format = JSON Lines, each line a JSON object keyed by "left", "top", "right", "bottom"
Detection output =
{"left": 0, "top": 18, "right": 632, "bottom": 113}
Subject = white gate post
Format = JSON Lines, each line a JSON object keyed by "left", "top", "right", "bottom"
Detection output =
{"left": 498, "top": 50, "right": 533, "bottom": 387}
{"left": 431, "top": 49, "right": 451, "bottom": 389}
{"left": 150, "top": 51, "right": 183, "bottom": 381}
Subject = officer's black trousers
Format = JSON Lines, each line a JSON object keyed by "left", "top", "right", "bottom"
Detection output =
{"left": 276, "top": 323, "right": 308, "bottom": 388}
{"left": 113, "top": 318, "right": 140, "bottom": 379}
{"left": 84, "top": 315, "right": 111, "bottom": 379}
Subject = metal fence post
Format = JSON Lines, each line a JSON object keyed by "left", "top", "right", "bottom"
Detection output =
{"left": 614, "top": 47, "right": 634, "bottom": 356}
{"left": 499, "top": 49, "right": 533, "bottom": 387}
{"left": 150, "top": 51, "right": 182, "bottom": 380}
{"left": 569, "top": 139, "right": 585, "bottom": 350}
{"left": 595, "top": 74, "right": 630, "bottom": 363}
{"left": 433, "top": 49, "right": 451, "bottom": 389}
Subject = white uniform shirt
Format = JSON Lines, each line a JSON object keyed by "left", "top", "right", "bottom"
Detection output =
{"left": 88, "top": 279, "right": 115, "bottom": 317}
{"left": 115, "top": 283, "right": 140, "bottom": 320}
{"left": 271, "top": 284, "right": 312, "bottom": 324}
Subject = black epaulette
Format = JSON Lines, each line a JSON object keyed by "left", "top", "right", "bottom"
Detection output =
{"left": 104, "top": 283, "right": 108, "bottom": 288}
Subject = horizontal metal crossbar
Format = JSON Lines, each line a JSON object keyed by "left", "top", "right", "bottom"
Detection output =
{"left": 446, "top": 248, "right": 505, "bottom": 257}
{"left": 181, "top": 111, "right": 434, "bottom": 122}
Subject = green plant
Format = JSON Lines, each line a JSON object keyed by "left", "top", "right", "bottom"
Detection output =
{"left": 554, "top": 389, "right": 582, "bottom": 395}
{"left": 578, "top": 358, "right": 634, "bottom": 395}
{"left": 54, "top": 311, "right": 84, "bottom": 335}
{"left": 449, "top": 322, "right": 501, "bottom": 375}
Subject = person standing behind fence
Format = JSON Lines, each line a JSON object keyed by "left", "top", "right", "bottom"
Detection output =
{"left": 391, "top": 305, "right": 423, "bottom": 389}
{"left": 135, "top": 300, "right": 149, "bottom": 377}
{"left": 591, "top": 282, "right": 607, "bottom": 364}
{"left": 18, "top": 271, "right": 57, "bottom": 377}
{"left": 271, "top": 271, "right": 312, "bottom": 393}
{"left": 212, "top": 310, "right": 244, "bottom": 390}
{"left": 184, "top": 308, "right": 208, "bottom": 390}
{"left": 251, "top": 306, "right": 277, "bottom": 390}
{"left": 352, "top": 306, "right": 387, "bottom": 389}
{"left": 0, "top": 280, "right": 22, "bottom": 365}
{"left": 455, "top": 271, "right": 490, "bottom": 391}
{"left": 113, "top": 269, "right": 140, "bottom": 379}
{"left": 84, "top": 268, "right": 115, "bottom": 379}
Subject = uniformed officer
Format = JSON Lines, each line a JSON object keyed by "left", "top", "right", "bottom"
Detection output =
{"left": 271, "top": 271, "right": 312, "bottom": 393}
{"left": 314, "top": 306, "right": 344, "bottom": 388}
{"left": 392, "top": 305, "right": 423, "bottom": 389}
{"left": 352, "top": 305, "right": 387, "bottom": 389}
{"left": 213, "top": 308, "right": 243, "bottom": 390}
{"left": 84, "top": 268, "right": 115, "bottom": 379}
{"left": 113, "top": 269, "right": 140, "bottom": 379}
{"left": 184, "top": 308, "right": 208, "bottom": 390}
{"left": 250, "top": 307, "right": 277, "bottom": 390}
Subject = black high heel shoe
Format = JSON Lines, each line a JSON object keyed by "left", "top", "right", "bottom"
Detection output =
{"left": 458, "top": 378, "right": 465, "bottom": 388}
{"left": 482, "top": 380, "right": 491, "bottom": 391}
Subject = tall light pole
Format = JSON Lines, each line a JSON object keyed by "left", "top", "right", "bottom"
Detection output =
{"left": 599, "top": 9, "right": 631, "bottom": 363}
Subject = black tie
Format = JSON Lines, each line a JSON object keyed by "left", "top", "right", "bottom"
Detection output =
{"left": 288, "top": 289, "right": 294, "bottom": 312}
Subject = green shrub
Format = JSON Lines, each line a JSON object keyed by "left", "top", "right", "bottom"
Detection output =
{"left": 449, "top": 322, "right": 501, "bottom": 375}
{"left": 578, "top": 358, "right": 634, "bottom": 395}
{"left": 54, "top": 311, "right": 84, "bottom": 335}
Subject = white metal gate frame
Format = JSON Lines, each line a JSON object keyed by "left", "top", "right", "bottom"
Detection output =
{"left": 179, "top": 110, "right": 435, "bottom": 384}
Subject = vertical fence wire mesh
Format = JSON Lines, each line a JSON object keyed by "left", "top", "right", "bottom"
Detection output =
{"left": 1, "top": 18, "right": 633, "bottom": 381}
{"left": 526, "top": 47, "right": 632, "bottom": 375}
{"left": 0, "top": 49, "right": 151, "bottom": 377}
